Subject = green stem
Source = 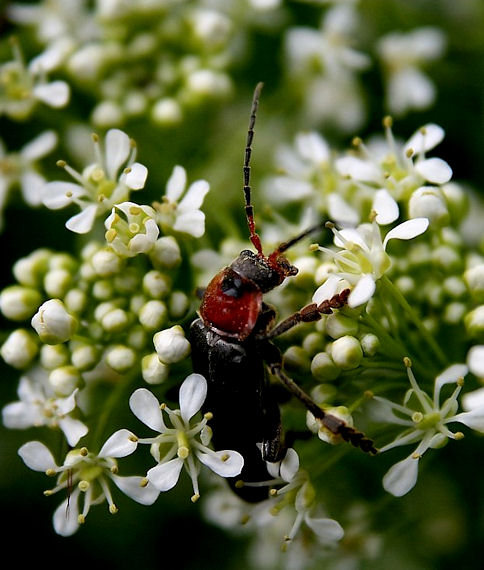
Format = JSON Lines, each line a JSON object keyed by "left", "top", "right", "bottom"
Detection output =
{"left": 380, "top": 275, "right": 447, "bottom": 368}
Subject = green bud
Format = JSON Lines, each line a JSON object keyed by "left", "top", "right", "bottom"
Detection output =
{"left": 331, "top": 335, "right": 363, "bottom": 370}
{"left": 311, "top": 352, "right": 340, "bottom": 381}
{"left": 139, "top": 300, "right": 167, "bottom": 330}
{"left": 105, "top": 345, "right": 136, "bottom": 372}
{"left": 49, "top": 365, "right": 82, "bottom": 396}
{"left": 1, "top": 329, "right": 38, "bottom": 369}
{"left": 71, "top": 344, "right": 100, "bottom": 371}
{"left": 64, "top": 288, "right": 88, "bottom": 314}
{"left": 13, "top": 249, "right": 50, "bottom": 287}
{"left": 143, "top": 270, "right": 171, "bottom": 299}
{"left": 283, "top": 346, "right": 310, "bottom": 373}
{"left": 40, "top": 343, "right": 70, "bottom": 369}
{"left": 325, "top": 313, "right": 358, "bottom": 339}
{"left": 92, "top": 279, "right": 115, "bottom": 300}
{"left": 0, "top": 285, "right": 42, "bottom": 321}
{"left": 150, "top": 236, "right": 181, "bottom": 269}
{"left": 91, "top": 248, "right": 123, "bottom": 277}
{"left": 142, "top": 353, "right": 170, "bottom": 385}
{"left": 465, "top": 305, "right": 484, "bottom": 337}
{"left": 101, "top": 308, "right": 129, "bottom": 333}
{"left": 360, "top": 333, "right": 380, "bottom": 356}
{"left": 44, "top": 268, "right": 73, "bottom": 298}
{"left": 168, "top": 291, "right": 189, "bottom": 320}
{"left": 302, "top": 332, "right": 325, "bottom": 356}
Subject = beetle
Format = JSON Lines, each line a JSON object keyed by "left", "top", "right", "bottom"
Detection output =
{"left": 190, "top": 83, "right": 376, "bottom": 502}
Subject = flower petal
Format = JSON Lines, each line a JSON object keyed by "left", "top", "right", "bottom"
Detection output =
{"left": 173, "top": 210, "right": 206, "bottom": 237}
{"left": 327, "top": 193, "right": 359, "bottom": 226}
{"left": 383, "top": 217, "right": 429, "bottom": 249}
{"left": 279, "top": 447, "right": 299, "bottom": 482}
{"left": 372, "top": 189, "right": 399, "bottom": 225}
{"left": 105, "top": 129, "right": 130, "bottom": 179}
{"left": 415, "top": 158, "right": 452, "bottom": 184}
{"left": 335, "top": 156, "right": 381, "bottom": 183}
{"left": 18, "top": 441, "right": 57, "bottom": 471}
{"left": 382, "top": 454, "right": 419, "bottom": 497}
{"left": 295, "top": 131, "right": 330, "bottom": 163}
{"left": 178, "top": 180, "right": 209, "bottom": 212}
{"left": 59, "top": 416, "right": 88, "bottom": 447}
{"left": 33, "top": 81, "right": 70, "bottom": 108}
{"left": 111, "top": 475, "right": 159, "bottom": 505}
{"left": 53, "top": 492, "right": 80, "bottom": 536}
{"left": 42, "top": 181, "right": 86, "bottom": 209}
{"left": 20, "top": 171, "right": 46, "bottom": 206}
{"left": 166, "top": 165, "right": 186, "bottom": 202}
{"left": 404, "top": 124, "right": 444, "bottom": 154}
{"left": 197, "top": 450, "right": 244, "bottom": 477}
{"left": 179, "top": 373, "right": 207, "bottom": 423}
{"left": 467, "top": 345, "right": 484, "bottom": 378}
{"left": 462, "top": 387, "right": 484, "bottom": 412}
{"left": 65, "top": 204, "right": 98, "bottom": 234}
{"left": 147, "top": 458, "right": 184, "bottom": 491}
{"left": 125, "top": 162, "right": 148, "bottom": 190}
{"left": 305, "top": 516, "right": 344, "bottom": 542}
{"left": 348, "top": 274, "right": 375, "bottom": 307}
{"left": 2, "top": 401, "right": 40, "bottom": 428}
{"left": 452, "top": 408, "right": 484, "bottom": 433}
{"left": 129, "top": 388, "right": 166, "bottom": 432}
{"left": 312, "top": 274, "right": 342, "bottom": 305}
{"left": 434, "top": 363, "right": 469, "bottom": 397}
{"left": 99, "top": 429, "right": 138, "bottom": 458}
{"left": 21, "top": 130, "right": 57, "bottom": 161}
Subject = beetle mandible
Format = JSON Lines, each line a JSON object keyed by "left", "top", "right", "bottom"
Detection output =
{"left": 190, "top": 83, "right": 376, "bottom": 502}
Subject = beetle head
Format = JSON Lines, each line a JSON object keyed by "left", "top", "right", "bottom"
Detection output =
{"left": 230, "top": 249, "right": 298, "bottom": 293}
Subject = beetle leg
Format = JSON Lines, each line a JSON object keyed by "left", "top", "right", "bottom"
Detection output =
{"left": 262, "top": 341, "right": 377, "bottom": 455}
{"left": 261, "top": 289, "right": 350, "bottom": 340}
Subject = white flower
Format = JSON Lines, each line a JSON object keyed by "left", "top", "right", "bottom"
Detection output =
{"left": 313, "top": 217, "right": 429, "bottom": 308}
{"left": 18, "top": 431, "right": 157, "bottom": 536}
{"left": 268, "top": 449, "right": 344, "bottom": 548}
{"left": 0, "top": 39, "right": 70, "bottom": 120}
{"left": 129, "top": 374, "right": 244, "bottom": 502}
{"left": 335, "top": 122, "right": 453, "bottom": 202}
{"left": 31, "top": 299, "right": 78, "bottom": 344}
{"left": 42, "top": 129, "right": 148, "bottom": 233}
{"left": 105, "top": 201, "right": 159, "bottom": 257}
{"left": 155, "top": 165, "right": 209, "bottom": 238}
{"left": 373, "top": 360, "right": 478, "bottom": 497}
{"left": 377, "top": 27, "right": 446, "bottom": 116}
{"left": 0, "top": 131, "right": 57, "bottom": 226}
{"left": 3, "top": 369, "right": 87, "bottom": 446}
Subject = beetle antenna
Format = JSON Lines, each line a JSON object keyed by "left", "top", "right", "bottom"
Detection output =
{"left": 244, "top": 82, "right": 264, "bottom": 256}
{"left": 270, "top": 223, "right": 322, "bottom": 260}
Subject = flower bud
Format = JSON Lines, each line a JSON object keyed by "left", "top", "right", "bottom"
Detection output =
{"left": 330, "top": 335, "right": 363, "bottom": 370}
{"left": 1, "top": 329, "right": 38, "bottom": 368}
{"left": 142, "top": 353, "right": 170, "bottom": 384}
{"left": 101, "top": 308, "right": 129, "bottom": 333}
{"left": 408, "top": 186, "right": 449, "bottom": 226}
{"left": 360, "top": 333, "right": 380, "bottom": 356}
{"left": 465, "top": 306, "right": 484, "bottom": 337}
{"left": 91, "top": 100, "right": 124, "bottom": 128}
{"left": 150, "top": 236, "right": 181, "bottom": 269}
{"left": 13, "top": 249, "right": 50, "bottom": 287}
{"left": 92, "top": 279, "right": 115, "bottom": 300}
{"left": 143, "top": 270, "right": 171, "bottom": 299}
{"left": 283, "top": 346, "right": 310, "bottom": 373}
{"left": 465, "top": 264, "right": 484, "bottom": 302}
{"left": 0, "top": 285, "right": 42, "bottom": 321}
{"left": 311, "top": 352, "right": 340, "bottom": 381}
{"left": 49, "top": 365, "right": 82, "bottom": 396}
{"left": 153, "top": 325, "right": 191, "bottom": 364}
{"left": 105, "top": 345, "right": 136, "bottom": 372}
{"left": 168, "top": 291, "right": 189, "bottom": 320}
{"left": 31, "top": 299, "right": 78, "bottom": 344}
{"left": 442, "top": 182, "right": 468, "bottom": 224}
{"left": 126, "top": 325, "right": 147, "bottom": 350}
{"left": 467, "top": 345, "right": 484, "bottom": 378}
{"left": 325, "top": 313, "right": 358, "bottom": 339}
{"left": 71, "top": 344, "right": 99, "bottom": 371}
{"left": 40, "top": 343, "right": 70, "bottom": 369}
{"left": 91, "top": 248, "right": 123, "bottom": 277}
{"left": 64, "top": 288, "right": 88, "bottom": 314}
{"left": 139, "top": 300, "right": 167, "bottom": 330}
{"left": 151, "top": 98, "right": 183, "bottom": 126}
{"left": 44, "top": 268, "right": 72, "bottom": 298}
{"left": 443, "top": 302, "right": 466, "bottom": 325}
{"left": 302, "top": 332, "right": 325, "bottom": 356}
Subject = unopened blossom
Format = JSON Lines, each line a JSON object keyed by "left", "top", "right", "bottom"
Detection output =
{"left": 3, "top": 368, "right": 87, "bottom": 446}
{"left": 31, "top": 299, "right": 78, "bottom": 345}
{"left": 129, "top": 374, "right": 244, "bottom": 502}
{"left": 0, "top": 328, "right": 38, "bottom": 369}
{"left": 313, "top": 216, "right": 429, "bottom": 308}
{"left": 153, "top": 324, "right": 191, "bottom": 364}
{"left": 105, "top": 201, "right": 159, "bottom": 257}
{"left": 373, "top": 360, "right": 481, "bottom": 497}
{"left": 154, "top": 165, "right": 209, "bottom": 238}
{"left": 42, "top": 129, "right": 148, "bottom": 233}
{"left": 377, "top": 27, "right": 446, "bottom": 116}
{"left": 0, "top": 38, "right": 70, "bottom": 120}
{"left": 18, "top": 430, "right": 157, "bottom": 536}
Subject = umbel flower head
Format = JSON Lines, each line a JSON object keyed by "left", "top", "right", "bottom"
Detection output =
{"left": 373, "top": 359, "right": 484, "bottom": 497}
{"left": 42, "top": 128, "right": 148, "bottom": 233}
{"left": 130, "top": 373, "right": 244, "bottom": 502}
{"left": 18, "top": 430, "right": 158, "bottom": 536}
